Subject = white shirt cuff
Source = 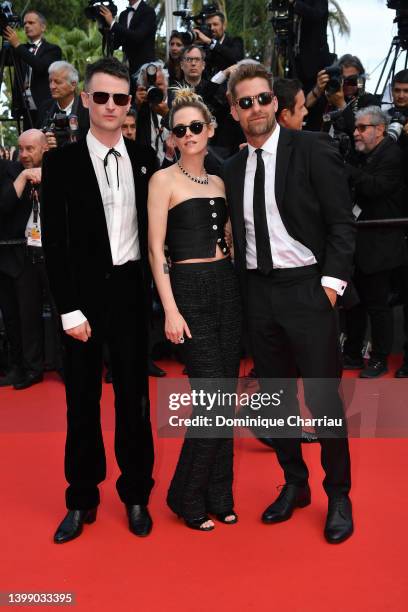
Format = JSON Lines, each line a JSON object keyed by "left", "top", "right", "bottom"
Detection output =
{"left": 321, "top": 276, "right": 347, "bottom": 296}
{"left": 61, "top": 310, "right": 87, "bottom": 331}
{"left": 211, "top": 71, "right": 227, "bottom": 85}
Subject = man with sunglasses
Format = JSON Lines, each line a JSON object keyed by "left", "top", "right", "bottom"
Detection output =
{"left": 224, "top": 62, "right": 355, "bottom": 543}
{"left": 41, "top": 57, "right": 156, "bottom": 544}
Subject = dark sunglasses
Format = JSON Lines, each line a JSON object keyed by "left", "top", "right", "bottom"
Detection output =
{"left": 234, "top": 91, "right": 274, "bottom": 110}
{"left": 171, "top": 121, "right": 210, "bottom": 138}
{"left": 355, "top": 123, "right": 377, "bottom": 133}
{"left": 87, "top": 91, "right": 130, "bottom": 106}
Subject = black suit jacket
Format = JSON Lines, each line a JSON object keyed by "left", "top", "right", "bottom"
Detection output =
{"left": 36, "top": 95, "right": 90, "bottom": 138}
{"left": 223, "top": 128, "right": 356, "bottom": 309}
{"left": 347, "top": 137, "right": 408, "bottom": 274}
{"left": 112, "top": 1, "right": 157, "bottom": 76}
{"left": 205, "top": 33, "right": 244, "bottom": 76}
{"left": 294, "top": 0, "right": 331, "bottom": 85}
{"left": 0, "top": 161, "right": 31, "bottom": 278}
{"left": 12, "top": 39, "right": 62, "bottom": 115}
{"left": 41, "top": 138, "right": 156, "bottom": 320}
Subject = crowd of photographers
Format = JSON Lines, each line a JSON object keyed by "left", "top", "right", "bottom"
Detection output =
{"left": 1, "top": 0, "right": 408, "bottom": 390}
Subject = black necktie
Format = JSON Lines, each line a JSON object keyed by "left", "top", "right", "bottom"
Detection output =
{"left": 103, "top": 148, "right": 121, "bottom": 189}
{"left": 253, "top": 149, "right": 273, "bottom": 274}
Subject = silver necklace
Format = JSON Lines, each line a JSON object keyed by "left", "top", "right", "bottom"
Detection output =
{"left": 177, "top": 161, "right": 208, "bottom": 185}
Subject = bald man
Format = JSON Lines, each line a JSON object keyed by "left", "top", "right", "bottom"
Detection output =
{"left": 0, "top": 129, "right": 63, "bottom": 389}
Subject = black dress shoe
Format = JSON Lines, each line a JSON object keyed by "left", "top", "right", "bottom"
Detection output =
{"left": 54, "top": 508, "right": 97, "bottom": 544}
{"left": 342, "top": 354, "right": 364, "bottom": 370}
{"left": 13, "top": 372, "right": 43, "bottom": 390}
{"left": 148, "top": 359, "right": 166, "bottom": 377}
{"left": 0, "top": 367, "right": 24, "bottom": 387}
{"left": 395, "top": 362, "right": 408, "bottom": 378}
{"left": 126, "top": 505, "right": 152, "bottom": 537}
{"left": 262, "top": 483, "right": 311, "bottom": 524}
{"left": 359, "top": 359, "right": 388, "bottom": 378}
{"left": 324, "top": 495, "right": 353, "bottom": 544}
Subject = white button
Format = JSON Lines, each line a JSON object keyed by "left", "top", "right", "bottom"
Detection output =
{"left": 217, "top": 238, "right": 221, "bottom": 243}
{"left": 213, "top": 225, "right": 217, "bottom": 230}
{"left": 223, "top": 248, "right": 227, "bottom": 253}
{"left": 212, "top": 212, "right": 217, "bottom": 218}
{"left": 210, "top": 200, "right": 215, "bottom": 205}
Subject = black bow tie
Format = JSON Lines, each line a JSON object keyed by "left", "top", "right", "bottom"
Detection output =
{"left": 27, "top": 43, "right": 36, "bottom": 50}
{"left": 126, "top": 5, "right": 136, "bottom": 11}
{"left": 103, "top": 148, "right": 121, "bottom": 189}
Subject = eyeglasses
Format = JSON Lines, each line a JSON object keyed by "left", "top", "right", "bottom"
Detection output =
{"left": 171, "top": 121, "right": 210, "bottom": 138}
{"left": 354, "top": 123, "right": 377, "bottom": 133}
{"left": 182, "top": 57, "right": 203, "bottom": 64}
{"left": 234, "top": 91, "right": 274, "bottom": 110}
{"left": 87, "top": 92, "right": 130, "bottom": 106}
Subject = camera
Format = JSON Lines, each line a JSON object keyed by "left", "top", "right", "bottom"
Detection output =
{"left": 0, "top": 1, "right": 20, "bottom": 33}
{"left": 145, "top": 64, "right": 164, "bottom": 105}
{"left": 267, "top": 0, "right": 293, "bottom": 37}
{"left": 323, "top": 63, "right": 343, "bottom": 96}
{"left": 387, "top": 0, "right": 408, "bottom": 48}
{"left": 173, "top": 3, "right": 217, "bottom": 46}
{"left": 388, "top": 108, "right": 408, "bottom": 141}
{"left": 84, "top": 0, "right": 117, "bottom": 28}
{"left": 42, "top": 113, "right": 79, "bottom": 147}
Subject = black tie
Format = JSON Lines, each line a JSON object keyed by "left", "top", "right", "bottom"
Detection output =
{"left": 253, "top": 148, "right": 273, "bottom": 274}
{"left": 103, "top": 148, "right": 121, "bottom": 189}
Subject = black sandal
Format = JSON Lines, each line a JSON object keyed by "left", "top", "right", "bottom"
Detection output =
{"left": 213, "top": 511, "right": 238, "bottom": 524}
{"left": 183, "top": 516, "right": 215, "bottom": 531}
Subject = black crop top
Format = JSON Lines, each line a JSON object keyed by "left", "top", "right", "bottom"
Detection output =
{"left": 166, "top": 197, "right": 230, "bottom": 262}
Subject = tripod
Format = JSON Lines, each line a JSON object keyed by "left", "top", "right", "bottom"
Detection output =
{"left": 0, "top": 38, "right": 34, "bottom": 134}
{"left": 374, "top": 35, "right": 408, "bottom": 97}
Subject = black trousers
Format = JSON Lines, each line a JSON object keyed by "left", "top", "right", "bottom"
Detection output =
{"left": 344, "top": 269, "right": 394, "bottom": 362}
{"left": 167, "top": 258, "right": 242, "bottom": 520}
{"left": 0, "top": 271, "right": 23, "bottom": 370}
{"left": 63, "top": 261, "right": 154, "bottom": 510}
{"left": 247, "top": 265, "right": 351, "bottom": 497}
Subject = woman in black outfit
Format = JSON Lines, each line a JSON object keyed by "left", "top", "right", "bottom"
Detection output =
{"left": 148, "top": 90, "right": 242, "bottom": 531}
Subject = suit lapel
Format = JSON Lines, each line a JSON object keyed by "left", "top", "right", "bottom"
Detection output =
{"left": 228, "top": 147, "right": 248, "bottom": 259}
{"left": 275, "top": 127, "right": 293, "bottom": 215}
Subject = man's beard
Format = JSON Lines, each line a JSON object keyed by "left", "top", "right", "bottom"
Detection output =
{"left": 246, "top": 114, "right": 276, "bottom": 137}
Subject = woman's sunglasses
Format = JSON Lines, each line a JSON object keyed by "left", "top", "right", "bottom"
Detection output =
{"left": 234, "top": 91, "right": 274, "bottom": 110}
{"left": 87, "top": 91, "right": 130, "bottom": 106}
{"left": 171, "top": 121, "right": 210, "bottom": 139}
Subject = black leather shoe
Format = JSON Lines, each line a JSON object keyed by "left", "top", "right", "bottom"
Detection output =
{"left": 54, "top": 508, "right": 97, "bottom": 544}
{"left": 0, "top": 367, "right": 24, "bottom": 387}
{"left": 262, "top": 484, "right": 311, "bottom": 524}
{"left": 13, "top": 372, "right": 43, "bottom": 390}
{"left": 148, "top": 359, "right": 166, "bottom": 377}
{"left": 126, "top": 505, "right": 152, "bottom": 537}
{"left": 343, "top": 354, "right": 364, "bottom": 370}
{"left": 395, "top": 362, "right": 408, "bottom": 378}
{"left": 324, "top": 495, "right": 353, "bottom": 544}
{"left": 359, "top": 359, "right": 388, "bottom": 378}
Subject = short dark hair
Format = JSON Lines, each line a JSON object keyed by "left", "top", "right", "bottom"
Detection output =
{"left": 84, "top": 57, "right": 130, "bottom": 91}
{"left": 181, "top": 45, "right": 206, "bottom": 60}
{"left": 274, "top": 78, "right": 302, "bottom": 118}
{"left": 206, "top": 11, "right": 226, "bottom": 24}
{"left": 338, "top": 54, "right": 365, "bottom": 76}
{"left": 23, "top": 10, "right": 46, "bottom": 26}
{"left": 392, "top": 69, "right": 408, "bottom": 87}
{"left": 126, "top": 108, "right": 137, "bottom": 119}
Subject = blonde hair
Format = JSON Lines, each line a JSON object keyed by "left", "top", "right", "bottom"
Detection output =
{"left": 169, "top": 87, "right": 215, "bottom": 128}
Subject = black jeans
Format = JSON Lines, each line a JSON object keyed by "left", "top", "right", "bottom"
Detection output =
{"left": 167, "top": 258, "right": 242, "bottom": 520}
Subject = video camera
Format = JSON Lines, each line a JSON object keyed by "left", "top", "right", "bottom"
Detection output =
{"left": 84, "top": 0, "right": 117, "bottom": 29}
{"left": 42, "top": 113, "right": 79, "bottom": 147}
{"left": 387, "top": 0, "right": 408, "bottom": 49}
{"left": 267, "top": 0, "right": 293, "bottom": 39}
{"left": 0, "top": 1, "right": 20, "bottom": 33}
{"left": 388, "top": 107, "right": 408, "bottom": 141}
{"left": 173, "top": 2, "right": 218, "bottom": 46}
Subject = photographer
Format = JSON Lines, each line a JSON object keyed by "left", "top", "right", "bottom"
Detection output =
{"left": 135, "top": 61, "right": 169, "bottom": 164}
{"left": 3, "top": 10, "right": 62, "bottom": 130}
{"left": 99, "top": 0, "right": 156, "bottom": 75}
{"left": 274, "top": 77, "right": 308, "bottom": 130}
{"left": 121, "top": 108, "right": 137, "bottom": 141}
{"left": 0, "top": 129, "right": 63, "bottom": 389}
{"left": 166, "top": 30, "right": 184, "bottom": 85}
{"left": 192, "top": 9, "right": 244, "bottom": 78}
{"left": 343, "top": 107, "right": 408, "bottom": 378}
{"left": 36, "top": 61, "right": 90, "bottom": 148}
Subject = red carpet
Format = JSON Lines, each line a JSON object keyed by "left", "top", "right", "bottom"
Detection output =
{"left": 1, "top": 358, "right": 407, "bottom": 611}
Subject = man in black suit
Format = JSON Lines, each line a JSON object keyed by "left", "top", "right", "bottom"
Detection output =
{"left": 99, "top": 0, "right": 156, "bottom": 76}
{"left": 36, "top": 61, "right": 90, "bottom": 146}
{"left": 41, "top": 57, "right": 155, "bottom": 544}
{"left": 193, "top": 10, "right": 244, "bottom": 78}
{"left": 343, "top": 106, "right": 408, "bottom": 378}
{"left": 224, "top": 62, "right": 355, "bottom": 543}
{"left": 3, "top": 11, "right": 62, "bottom": 130}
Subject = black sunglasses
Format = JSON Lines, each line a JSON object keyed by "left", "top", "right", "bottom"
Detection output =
{"left": 87, "top": 91, "right": 130, "bottom": 106}
{"left": 171, "top": 121, "right": 210, "bottom": 139}
{"left": 235, "top": 91, "right": 274, "bottom": 110}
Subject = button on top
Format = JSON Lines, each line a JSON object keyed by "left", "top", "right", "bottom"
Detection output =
{"left": 210, "top": 200, "right": 215, "bottom": 205}
{"left": 212, "top": 224, "right": 217, "bottom": 230}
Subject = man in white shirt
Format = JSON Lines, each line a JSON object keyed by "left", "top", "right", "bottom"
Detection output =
{"left": 41, "top": 58, "right": 156, "bottom": 544}
{"left": 224, "top": 61, "right": 355, "bottom": 544}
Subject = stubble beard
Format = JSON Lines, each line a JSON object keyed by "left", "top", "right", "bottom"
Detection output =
{"left": 246, "top": 114, "right": 276, "bottom": 137}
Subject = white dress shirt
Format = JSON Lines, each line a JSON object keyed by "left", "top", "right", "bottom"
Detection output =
{"left": 127, "top": 0, "right": 142, "bottom": 27}
{"left": 244, "top": 124, "right": 346, "bottom": 295}
{"left": 60, "top": 131, "right": 140, "bottom": 331}
{"left": 25, "top": 38, "right": 42, "bottom": 110}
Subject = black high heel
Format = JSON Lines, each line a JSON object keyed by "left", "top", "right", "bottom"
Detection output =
{"left": 183, "top": 516, "right": 215, "bottom": 531}
{"left": 213, "top": 511, "right": 238, "bottom": 524}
